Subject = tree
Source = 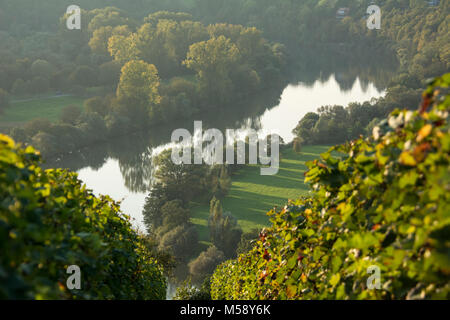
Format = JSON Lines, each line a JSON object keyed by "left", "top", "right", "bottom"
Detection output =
{"left": 144, "top": 11, "right": 193, "bottom": 25}
{"left": 29, "top": 77, "right": 50, "bottom": 94}
{"left": 11, "top": 79, "right": 28, "bottom": 95}
{"left": 89, "top": 25, "right": 131, "bottom": 56}
{"left": 142, "top": 182, "right": 168, "bottom": 233}
{"left": 183, "top": 36, "right": 240, "bottom": 104}
{"left": 98, "top": 60, "right": 122, "bottom": 86}
{"left": 30, "top": 59, "right": 53, "bottom": 79}
{"left": 158, "top": 224, "right": 199, "bottom": 262}
{"left": 116, "top": 60, "right": 160, "bottom": 126}
{"left": 108, "top": 33, "right": 140, "bottom": 63}
{"left": 133, "top": 19, "right": 208, "bottom": 78}
{"left": 88, "top": 7, "right": 133, "bottom": 33}
{"left": 188, "top": 246, "right": 225, "bottom": 284}
{"left": 293, "top": 138, "right": 302, "bottom": 153}
{"left": 84, "top": 96, "right": 108, "bottom": 116}
{"left": 160, "top": 199, "right": 190, "bottom": 230}
{"left": 59, "top": 105, "right": 82, "bottom": 125}
{"left": 24, "top": 118, "right": 52, "bottom": 137}
{"left": 31, "top": 132, "right": 58, "bottom": 156}
{"left": 208, "top": 197, "right": 243, "bottom": 258}
{"left": 153, "top": 149, "right": 205, "bottom": 203}
{"left": 69, "top": 65, "right": 98, "bottom": 87}
{"left": 174, "top": 277, "right": 212, "bottom": 300}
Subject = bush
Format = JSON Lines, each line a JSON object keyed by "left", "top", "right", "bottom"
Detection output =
{"left": 59, "top": 105, "right": 82, "bottom": 125}
{"left": 188, "top": 246, "right": 225, "bottom": 284}
{"left": 158, "top": 224, "right": 199, "bottom": 262}
{"left": 292, "top": 138, "right": 302, "bottom": 153}
{"left": 236, "top": 229, "right": 260, "bottom": 256}
{"left": 0, "top": 135, "right": 166, "bottom": 299}
{"left": 84, "top": 96, "right": 108, "bottom": 117}
{"left": 77, "top": 112, "right": 108, "bottom": 145}
{"left": 174, "top": 277, "right": 212, "bottom": 301}
{"left": 24, "top": 118, "right": 52, "bottom": 137}
{"left": 211, "top": 74, "right": 450, "bottom": 300}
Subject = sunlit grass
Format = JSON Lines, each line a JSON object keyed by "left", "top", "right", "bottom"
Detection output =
{"left": 0, "top": 95, "right": 84, "bottom": 125}
{"left": 190, "top": 145, "right": 331, "bottom": 243}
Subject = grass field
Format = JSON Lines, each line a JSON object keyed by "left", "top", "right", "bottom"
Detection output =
{"left": 0, "top": 95, "right": 85, "bottom": 126}
{"left": 190, "top": 145, "right": 331, "bottom": 244}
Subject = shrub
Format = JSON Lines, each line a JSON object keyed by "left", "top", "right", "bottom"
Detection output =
{"left": 158, "top": 224, "right": 199, "bottom": 262}
{"left": 293, "top": 138, "right": 302, "bottom": 153}
{"left": 188, "top": 246, "right": 225, "bottom": 284}
{"left": 84, "top": 96, "right": 108, "bottom": 117}
{"left": 0, "top": 135, "right": 166, "bottom": 299}
{"left": 59, "top": 105, "right": 82, "bottom": 125}
{"left": 174, "top": 277, "right": 212, "bottom": 301}
{"left": 235, "top": 229, "right": 260, "bottom": 256}
{"left": 23, "top": 118, "right": 52, "bottom": 137}
{"left": 211, "top": 74, "right": 450, "bottom": 300}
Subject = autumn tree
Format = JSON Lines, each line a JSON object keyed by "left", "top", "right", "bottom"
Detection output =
{"left": 89, "top": 25, "right": 131, "bottom": 56}
{"left": 108, "top": 33, "right": 140, "bottom": 63}
{"left": 183, "top": 36, "right": 240, "bottom": 104}
{"left": 116, "top": 60, "right": 160, "bottom": 127}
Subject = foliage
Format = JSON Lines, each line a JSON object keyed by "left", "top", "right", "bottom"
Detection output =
{"left": 211, "top": 74, "right": 450, "bottom": 300}
{"left": 158, "top": 224, "right": 199, "bottom": 262}
{"left": 208, "top": 197, "right": 242, "bottom": 258}
{"left": 188, "top": 246, "right": 225, "bottom": 284}
{"left": 59, "top": 105, "right": 82, "bottom": 125}
{"left": 293, "top": 138, "right": 302, "bottom": 153}
{"left": 0, "top": 135, "right": 166, "bottom": 299}
{"left": 115, "top": 60, "right": 161, "bottom": 127}
{"left": 174, "top": 277, "right": 212, "bottom": 300}
{"left": 236, "top": 228, "right": 260, "bottom": 256}
{"left": 83, "top": 96, "right": 109, "bottom": 117}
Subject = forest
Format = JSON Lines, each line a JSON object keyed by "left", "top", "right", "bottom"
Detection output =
{"left": 0, "top": 0, "right": 448, "bottom": 301}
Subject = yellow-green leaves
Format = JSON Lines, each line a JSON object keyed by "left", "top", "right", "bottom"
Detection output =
{"left": 0, "top": 136, "right": 166, "bottom": 300}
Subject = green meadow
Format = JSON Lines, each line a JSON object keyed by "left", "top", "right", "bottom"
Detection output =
{"left": 0, "top": 95, "right": 84, "bottom": 126}
{"left": 190, "top": 145, "right": 331, "bottom": 244}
